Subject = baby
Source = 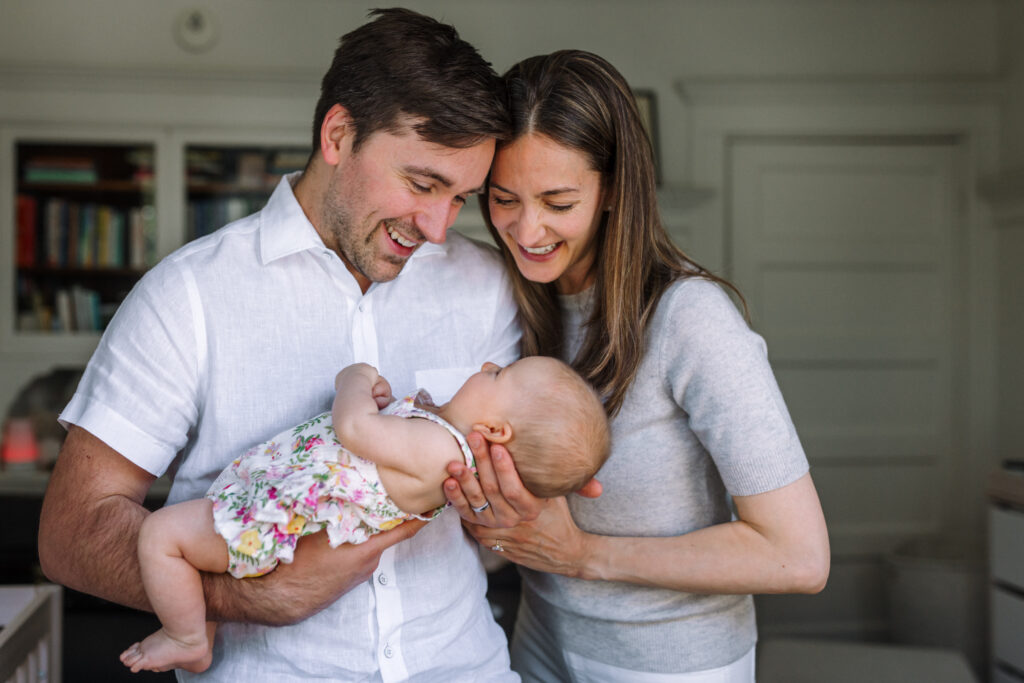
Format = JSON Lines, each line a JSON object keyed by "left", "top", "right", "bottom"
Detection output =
{"left": 119, "top": 356, "right": 610, "bottom": 674}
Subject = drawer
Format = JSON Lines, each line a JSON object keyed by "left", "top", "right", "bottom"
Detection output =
{"left": 991, "top": 507, "right": 1024, "bottom": 588}
{"left": 993, "top": 587, "right": 1024, "bottom": 672}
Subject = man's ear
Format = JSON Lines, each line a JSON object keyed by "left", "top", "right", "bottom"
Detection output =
{"left": 472, "top": 421, "right": 513, "bottom": 444}
{"left": 320, "top": 103, "right": 353, "bottom": 166}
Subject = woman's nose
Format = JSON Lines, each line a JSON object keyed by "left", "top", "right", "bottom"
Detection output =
{"left": 512, "top": 207, "right": 547, "bottom": 246}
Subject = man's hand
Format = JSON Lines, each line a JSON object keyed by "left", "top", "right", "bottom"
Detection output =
{"left": 203, "top": 518, "right": 426, "bottom": 625}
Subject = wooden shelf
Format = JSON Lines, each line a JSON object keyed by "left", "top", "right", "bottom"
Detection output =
{"left": 187, "top": 180, "right": 278, "bottom": 195}
{"left": 17, "top": 265, "right": 145, "bottom": 278}
{"left": 20, "top": 180, "right": 152, "bottom": 194}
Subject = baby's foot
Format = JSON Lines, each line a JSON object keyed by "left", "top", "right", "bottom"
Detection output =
{"left": 119, "top": 628, "right": 212, "bottom": 674}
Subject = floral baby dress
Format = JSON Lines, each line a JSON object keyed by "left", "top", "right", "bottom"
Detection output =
{"left": 206, "top": 390, "right": 474, "bottom": 578}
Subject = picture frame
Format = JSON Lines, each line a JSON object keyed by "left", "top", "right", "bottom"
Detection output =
{"left": 632, "top": 89, "right": 661, "bottom": 185}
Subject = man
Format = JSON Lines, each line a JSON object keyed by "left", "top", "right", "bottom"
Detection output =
{"left": 38, "top": 9, "right": 520, "bottom": 681}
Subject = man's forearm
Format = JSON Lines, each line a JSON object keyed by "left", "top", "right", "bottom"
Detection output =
{"left": 203, "top": 518, "right": 427, "bottom": 626}
{"left": 38, "top": 427, "right": 157, "bottom": 612}
{"left": 39, "top": 489, "right": 153, "bottom": 612}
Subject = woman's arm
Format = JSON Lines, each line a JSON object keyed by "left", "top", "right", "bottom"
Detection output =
{"left": 464, "top": 472, "right": 829, "bottom": 594}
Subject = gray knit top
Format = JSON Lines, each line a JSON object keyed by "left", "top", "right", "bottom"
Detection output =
{"left": 518, "top": 277, "right": 809, "bottom": 673}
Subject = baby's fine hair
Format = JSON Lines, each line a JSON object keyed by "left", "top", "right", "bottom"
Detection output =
{"left": 509, "top": 357, "right": 610, "bottom": 498}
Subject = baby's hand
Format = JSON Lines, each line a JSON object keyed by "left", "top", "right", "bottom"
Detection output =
{"left": 371, "top": 375, "right": 393, "bottom": 409}
{"left": 335, "top": 363, "right": 379, "bottom": 390}
{"left": 335, "top": 363, "right": 393, "bottom": 408}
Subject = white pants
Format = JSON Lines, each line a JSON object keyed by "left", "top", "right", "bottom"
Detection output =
{"left": 510, "top": 597, "right": 756, "bottom": 683}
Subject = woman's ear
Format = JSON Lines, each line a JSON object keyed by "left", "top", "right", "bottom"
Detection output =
{"left": 320, "top": 103, "right": 353, "bottom": 166}
{"left": 472, "top": 421, "right": 513, "bottom": 444}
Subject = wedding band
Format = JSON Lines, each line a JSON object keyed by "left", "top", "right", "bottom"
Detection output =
{"left": 491, "top": 541, "right": 504, "bottom": 552}
{"left": 471, "top": 501, "right": 490, "bottom": 513}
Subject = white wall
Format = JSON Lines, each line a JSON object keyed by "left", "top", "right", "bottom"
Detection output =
{"left": 0, "top": 0, "right": 1004, "bottom": 187}
{"left": 995, "top": 0, "right": 1024, "bottom": 464}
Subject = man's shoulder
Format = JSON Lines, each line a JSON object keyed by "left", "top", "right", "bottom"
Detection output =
{"left": 166, "top": 213, "right": 261, "bottom": 266}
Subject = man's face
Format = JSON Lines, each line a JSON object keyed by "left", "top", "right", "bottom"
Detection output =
{"left": 320, "top": 121, "right": 496, "bottom": 291}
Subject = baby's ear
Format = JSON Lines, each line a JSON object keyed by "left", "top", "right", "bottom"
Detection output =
{"left": 472, "top": 421, "right": 513, "bottom": 444}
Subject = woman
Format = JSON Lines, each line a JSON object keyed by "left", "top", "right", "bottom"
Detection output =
{"left": 445, "top": 50, "right": 830, "bottom": 682}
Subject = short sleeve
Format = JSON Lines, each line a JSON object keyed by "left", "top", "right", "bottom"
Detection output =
{"left": 661, "top": 279, "right": 809, "bottom": 496}
{"left": 59, "top": 259, "right": 202, "bottom": 476}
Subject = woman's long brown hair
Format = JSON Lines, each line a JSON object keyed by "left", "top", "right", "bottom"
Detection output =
{"left": 483, "top": 50, "right": 745, "bottom": 417}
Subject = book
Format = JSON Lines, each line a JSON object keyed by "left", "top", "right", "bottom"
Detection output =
{"left": 24, "top": 157, "right": 98, "bottom": 185}
{"left": 54, "top": 289, "right": 73, "bottom": 332}
{"left": 44, "top": 198, "right": 65, "bottom": 267}
{"left": 66, "top": 202, "right": 80, "bottom": 266}
{"left": 15, "top": 195, "right": 38, "bottom": 267}
{"left": 79, "top": 204, "right": 97, "bottom": 267}
{"left": 71, "top": 285, "right": 100, "bottom": 332}
{"left": 96, "top": 206, "right": 113, "bottom": 267}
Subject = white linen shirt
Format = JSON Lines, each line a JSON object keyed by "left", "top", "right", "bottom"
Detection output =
{"left": 60, "top": 174, "right": 521, "bottom": 682}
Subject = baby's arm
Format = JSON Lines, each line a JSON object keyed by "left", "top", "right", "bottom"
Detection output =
{"left": 332, "top": 363, "right": 463, "bottom": 514}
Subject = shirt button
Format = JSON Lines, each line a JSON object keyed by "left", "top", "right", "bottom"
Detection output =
{"left": 383, "top": 645, "right": 394, "bottom": 659}
{"left": 377, "top": 573, "right": 388, "bottom": 586}
{"left": 358, "top": 302, "right": 365, "bottom": 312}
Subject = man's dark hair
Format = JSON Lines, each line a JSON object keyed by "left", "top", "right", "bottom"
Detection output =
{"left": 311, "top": 7, "right": 510, "bottom": 153}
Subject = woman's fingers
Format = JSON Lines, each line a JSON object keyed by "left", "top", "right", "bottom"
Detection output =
{"left": 445, "top": 432, "right": 538, "bottom": 528}
{"left": 488, "top": 443, "right": 542, "bottom": 523}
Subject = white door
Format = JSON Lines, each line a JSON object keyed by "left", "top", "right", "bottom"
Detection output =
{"left": 729, "top": 137, "right": 963, "bottom": 636}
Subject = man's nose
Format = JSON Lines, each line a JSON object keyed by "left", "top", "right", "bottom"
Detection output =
{"left": 415, "top": 199, "right": 460, "bottom": 244}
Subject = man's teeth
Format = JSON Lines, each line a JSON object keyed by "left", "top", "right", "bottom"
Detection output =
{"left": 522, "top": 243, "right": 558, "bottom": 255}
{"left": 387, "top": 226, "right": 417, "bottom": 248}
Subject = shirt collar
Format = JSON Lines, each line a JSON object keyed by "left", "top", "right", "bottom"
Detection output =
{"left": 259, "top": 171, "right": 449, "bottom": 267}
{"left": 259, "top": 172, "right": 326, "bottom": 265}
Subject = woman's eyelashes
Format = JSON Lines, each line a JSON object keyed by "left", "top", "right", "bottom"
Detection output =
{"left": 490, "top": 194, "right": 575, "bottom": 213}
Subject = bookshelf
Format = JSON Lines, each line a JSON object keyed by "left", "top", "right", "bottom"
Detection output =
{"left": 186, "top": 145, "right": 308, "bottom": 239}
{"left": 14, "top": 142, "right": 156, "bottom": 335}
{"left": 2, "top": 132, "right": 312, "bottom": 353}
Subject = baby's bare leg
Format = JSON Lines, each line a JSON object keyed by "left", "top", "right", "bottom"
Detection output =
{"left": 119, "top": 498, "right": 229, "bottom": 673}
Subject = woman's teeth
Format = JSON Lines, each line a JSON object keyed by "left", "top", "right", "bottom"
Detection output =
{"left": 522, "top": 243, "right": 558, "bottom": 255}
{"left": 387, "top": 226, "right": 417, "bottom": 248}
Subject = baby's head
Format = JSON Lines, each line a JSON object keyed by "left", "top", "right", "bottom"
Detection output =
{"left": 447, "top": 356, "right": 610, "bottom": 498}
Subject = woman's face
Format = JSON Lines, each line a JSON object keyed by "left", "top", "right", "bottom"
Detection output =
{"left": 487, "top": 133, "right": 606, "bottom": 295}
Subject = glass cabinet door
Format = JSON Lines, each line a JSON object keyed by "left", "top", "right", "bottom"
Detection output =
{"left": 185, "top": 145, "right": 309, "bottom": 240}
{"left": 14, "top": 141, "right": 156, "bottom": 334}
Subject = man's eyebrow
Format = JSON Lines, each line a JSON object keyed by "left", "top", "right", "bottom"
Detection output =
{"left": 405, "top": 165, "right": 453, "bottom": 188}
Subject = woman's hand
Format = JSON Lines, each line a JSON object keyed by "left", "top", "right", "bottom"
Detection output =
{"left": 444, "top": 430, "right": 604, "bottom": 528}
{"left": 463, "top": 496, "right": 592, "bottom": 578}
{"left": 444, "top": 432, "right": 544, "bottom": 528}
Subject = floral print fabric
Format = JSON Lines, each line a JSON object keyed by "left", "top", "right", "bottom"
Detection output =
{"left": 206, "top": 390, "right": 475, "bottom": 578}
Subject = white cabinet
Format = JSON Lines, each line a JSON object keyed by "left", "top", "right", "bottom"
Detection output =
{"left": 1, "top": 124, "right": 311, "bottom": 355}
{"left": 989, "top": 477, "right": 1024, "bottom": 681}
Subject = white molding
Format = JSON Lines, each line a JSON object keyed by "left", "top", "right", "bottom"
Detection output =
{"left": 675, "top": 76, "right": 1006, "bottom": 107}
{"left": 0, "top": 64, "right": 320, "bottom": 98}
